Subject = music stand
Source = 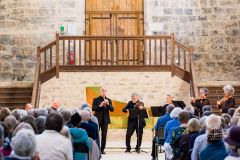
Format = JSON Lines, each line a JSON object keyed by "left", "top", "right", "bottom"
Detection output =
{"left": 172, "top": 101, "right": 186, "bottom": 109}
{"left": 151, "top": 106, "right": 165, "bottom": 117}
{"left": 129, "top": 109, "right": 149, "bottom": 154}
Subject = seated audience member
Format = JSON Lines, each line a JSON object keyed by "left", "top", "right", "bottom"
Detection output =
{"left": 227, "top": 108, "right": 235, "bottom": 117}
{"left": 12, "top": 122, "right": 33, "bottom": 137}
{"left": 0, "top": 125, "right": 4, "bottom": 159}
{"left": 35, "top": 116, "right": 46, "bottom": 134}
{"left": 184, "top": 106, "right": 197, "bottom": 119}
{"left": 81, "top": 103, "right": 99, "bottom": 126}
{"left": 60, "top": 126, "right": 71, "bottom": 140}
{"left": 51, "top": 99, "right": 61, "bottom": 111}
{"left": 191, "top": 114, "right": 222, "bottom": 160}
{"left": 224, "top": 126, "right": 240, "bottom": 160}
{"left": 221, "top": 114, "right": 231, "bottom": 131}
{"left": 0, "top": 108, "right": 11, "bottom": 122}
{"left": 202, "top": 111, "right": 212, "bottom": 117}
{"left": 60, "top": 109, "right": 73, "bottom": 126}
{"left": 36, "top": 112, "right": 73, "bottom": 160}
{"left": 164, "top": 107, "right": 182, "bottom": 160}
{"left": 151, "top": 104, "right": 174, "bottom": 159}
{"left": 80, "top": 110, "right": 99, "bottom": 142}
{"left": 202, "top": 105, "right": 212, "bottom": 112}
{"left": 24, "top": 103, "right": 33, "bottom": 111}
{"left": 189, "top": 116, "right": 207, "bottom": 149}
{"left": 69, "top": 112, "right": 91, "bottom": 160}
{"left": 5, "top": 129, "right": 39, "bottom": 160}
{"left": 170, "top": 111, "right": 190, "bottom": 160}
{"left": 199, "top": 114, "right": 228, "bottom": 160}
{"left": 11, "top": 109, "right": 27, "bottom": 122}
{"left": 180, "top": 118, "right": 200, "bottom": 160}
{"left": 230, "top": 116, "right": 239, "bottom": 127}
{"left": 21, "top": 115, "right": 37, "bottom": 134}
{"left": 37, "top": 108, "right": 48, "bottom": 117}
{"left": 2, "top": 115, "right": 17, "bottom": 157}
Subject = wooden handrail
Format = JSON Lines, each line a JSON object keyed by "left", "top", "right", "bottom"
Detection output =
{"left": 31, "top": 47, "right": 41, "bottom": 108}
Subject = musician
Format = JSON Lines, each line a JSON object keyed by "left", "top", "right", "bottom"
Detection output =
{"left": 92, "top": 87, "right": 114, "bottom": 154}
{"left": 191, "top": 88, "right": 210, "bottom": 116}
{"left": 217, "top": 85, "right": 235, "bottom": 113}
{"left": 122, "top": 93, "right": 146, "bottom": 153}
{"left": 162, "top": 95, "right": 174, "bottom": 114}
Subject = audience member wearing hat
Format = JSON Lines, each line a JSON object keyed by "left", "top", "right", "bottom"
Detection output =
{"left": 224, "top": 126, "right": 240, "bottom": 160}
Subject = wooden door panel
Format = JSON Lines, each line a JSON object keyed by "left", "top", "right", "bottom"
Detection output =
{"left": 85, "top": 0, "right": 144, "bottom": 65}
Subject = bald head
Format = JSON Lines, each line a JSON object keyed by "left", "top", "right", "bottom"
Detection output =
{"left": 100, "top": 87, "right": 107, "bottom": 98}
{"left": 81, "top": 110, "right": 91, "bottom": 122}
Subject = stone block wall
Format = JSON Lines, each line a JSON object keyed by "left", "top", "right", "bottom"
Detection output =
{"left": 145, "top": 0, "right": 240, "bottom": 82}
{"left": 0, "top": 0, "right": 239, "bottom": 85}
{"left": 39, "top": 72, "right": 190, "bottom": 108}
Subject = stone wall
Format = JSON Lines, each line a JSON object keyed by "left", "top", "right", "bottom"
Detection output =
{"left": 0, "top": 0, "right": 85, "bottom": 82}
{"left": 145, "top": 0, "right": 240, "bottom": 82}
{"left": 0, "top": 0, "right": 239, "bottom": 84}
{"left": 39, "top": 72, "right": 190, "bottom": 108}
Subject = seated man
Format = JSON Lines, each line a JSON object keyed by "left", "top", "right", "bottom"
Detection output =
{"left": 36, "top": 112, "right": 73, "bottom": 160}
{"left": 151, "top": 104, "right": 174, "bottom": 159}
{"left": 79, "top": 110, "right": 99, "bottom": 142}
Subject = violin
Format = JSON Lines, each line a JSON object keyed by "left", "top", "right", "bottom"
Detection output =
{"left": 134, "top": 101, "right": 144, "bottom": 109}
{"left": 217, "top": 96, "right": 232, "bottom": 107}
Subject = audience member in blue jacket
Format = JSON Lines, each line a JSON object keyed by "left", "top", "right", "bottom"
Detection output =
{"left": 151, "top": 104, "right": 174, "bottom": 159}
{"left": 164, "top": 107, "right": 182, "bottom": 143}
{"left": 200, "top": 115, "right": 228, "bottom": 160}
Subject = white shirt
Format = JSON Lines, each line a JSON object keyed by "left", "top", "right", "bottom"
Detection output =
{"left": 36, "top": 130, "right": 73, "bottom": 160}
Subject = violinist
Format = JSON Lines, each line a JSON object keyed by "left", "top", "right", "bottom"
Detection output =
{"left": 217, "top": 85, "right": 235, "bottom": 113}
{"left": 122, "top": 93, "right": 145, "bottom": 153}
{"left": 191, "top": 88, "right": 210, "bottom": 116}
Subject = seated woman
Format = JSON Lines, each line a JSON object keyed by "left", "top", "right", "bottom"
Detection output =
{"left": 170, "top": 111, "right": 190, "bottom": 160}
{"left": 69, "top": 112, "right": 91, "bottom": 160}
{"left": 179, "top": 118, "right": 200, "bottom": 160}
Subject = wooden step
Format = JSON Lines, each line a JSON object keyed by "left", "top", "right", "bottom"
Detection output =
{"left": 0, "top": 87, "right": 33, "bottom": 110}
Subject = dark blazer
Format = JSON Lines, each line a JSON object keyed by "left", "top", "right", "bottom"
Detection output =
{"left": 92, "top": 96, "right": 114, "bottom": 125}
{"left": 122, "top": 100, "right": 146, "bottom": 128}
{"left": 191, "top": 98, "right": 210, "bottom": 116}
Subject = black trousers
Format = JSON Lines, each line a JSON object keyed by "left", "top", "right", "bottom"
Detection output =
{"left": 99, "top": 123, "right": 108, "bottom": 151}
{"left": 126, "top": 120, "right": 143, "bottom": 150}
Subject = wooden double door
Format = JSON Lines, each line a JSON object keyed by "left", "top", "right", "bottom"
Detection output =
{"left": 85, "top": 0, "right": 144, "bottom": 65}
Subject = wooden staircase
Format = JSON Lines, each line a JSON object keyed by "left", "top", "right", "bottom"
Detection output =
{"left": 0, "top": 87, "right": 32, "bottom": 110}
{"left": 198, "top": 86, "right": 240, "bottom": 113}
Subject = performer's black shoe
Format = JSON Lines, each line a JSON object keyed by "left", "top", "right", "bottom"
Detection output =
{"left": 125, "top": 149, "right": 131, "bottom": 153}
{"left": 101, "top": 151, "right": 106, "bottom": 154}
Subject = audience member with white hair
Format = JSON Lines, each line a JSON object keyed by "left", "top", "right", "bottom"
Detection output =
{"left": 200, "top": 114, "right": 228, "bottom": 160}
{"left": 5, "top": 129, "right": 38, "bottom": 160}
{"left": 164, "top": 107, "right": 182, "bottom": 160}
{"left": 79, "top": 110, "right": 99, "bottom": 143}
{"left": 192, "top": 114, "right": 223, "bottom": 160}
{"left": 184, "top": 106, "right": 197, "bottom": 119}
{"left": 60, "top": 109, "right": 73, "bottom": 126}
{"left": 81, "top": 103, "right": 99, "bottom": 126}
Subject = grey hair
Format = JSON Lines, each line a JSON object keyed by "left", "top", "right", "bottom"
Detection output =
{"left": 38, "top": 109, "right": 48, "bottom": 117}
{"left": 11, "top": 129, "right": 36, "bottom": 157}
{"left": 223, "top": 85, "right": 234, "bottom": 95}
{"left": 199, "top": 88, "right": 209, "bottom": 94}
{"left": 12, "top": 122, "right": 34, "bottom": 137}
{"left": 206, "top": 114, "right": 221, "bottom": 130}
{"left": 0, "top": 125, "right": 4, "bottom": 147}
{"left": 184, "top": 106, "right": 195, "bottom": 115}
{"left": 81, "top": 110, "right": 91, "bottom": 122}
{"left": 4, "top": 115, "right": 17, "bottom": 131}
{"left": 131, "top": 93, "right": 139, "bottom": 97}
{"left": 60, "top": 109, "right": 73, "bottom": 123}
{"left": 166, "top": 104, "right": 175, "bottom": 113}
{"left": 11, "top": 109, "right": 27, "bottom": 121}
{"left": 170, "top": 107, "right": 182, "bottom": 118}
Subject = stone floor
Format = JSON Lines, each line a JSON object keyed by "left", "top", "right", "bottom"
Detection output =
{"left": 100, "top": 129, "right": 165, "bottom": 160}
